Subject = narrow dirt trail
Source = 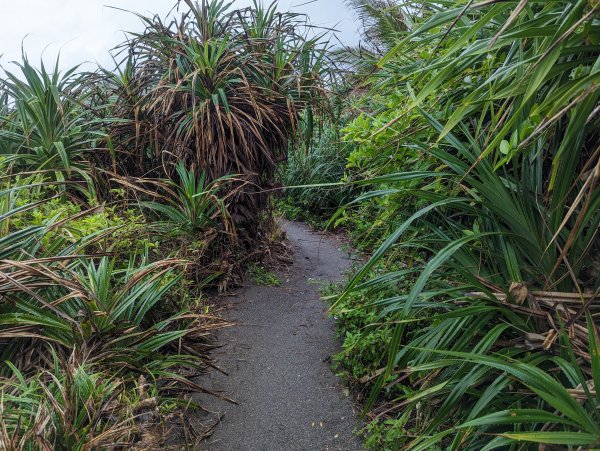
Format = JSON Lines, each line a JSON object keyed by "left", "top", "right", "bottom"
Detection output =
{"left": 194, "top": 220, "right": 364, "bottom": 450}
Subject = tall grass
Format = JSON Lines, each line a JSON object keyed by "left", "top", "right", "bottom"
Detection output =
{"left": 280, "top": 125, "right": 355, "bottom": 220}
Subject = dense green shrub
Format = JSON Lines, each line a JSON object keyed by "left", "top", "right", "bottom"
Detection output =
{"left": 278, "top": 125, "right": 356, "bottom": 224}
{"left": 322, "top": 0, "right": 600, "bottom": 449}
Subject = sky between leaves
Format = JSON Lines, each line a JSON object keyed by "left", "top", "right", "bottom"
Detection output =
{"left": 0, "top": 0, "right": 359, "bottom": 72}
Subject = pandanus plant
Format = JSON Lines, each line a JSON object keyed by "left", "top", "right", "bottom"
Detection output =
{"left": 0, "top": 58, "right": 99, "bottom": 198}
{"left": 0, "top": 183, "right": 217, "bottom": 380}
{"left": 99, "top": 0, "right": 330, "bottom": 237}
{"left": 140, "top": 161, "right": 234, "bottom": 237}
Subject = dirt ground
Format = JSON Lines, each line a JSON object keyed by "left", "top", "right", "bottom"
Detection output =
{"left": 191, "top": 220, "right": 364, "bottom": 451}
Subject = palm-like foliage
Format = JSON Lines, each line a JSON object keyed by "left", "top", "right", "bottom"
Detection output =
{"left": 335, "top": 0, "right": 409, "bottom": 76}
{"left": 1, "top": 361, "right": 136, "bottom": 450}
{"left": 99, "top": 0, "right": 329, "bottom": 235}
{"left": 0, "top": 58, "right": 99, "bottom": 197}
{"left": 334, "top": 0, "right": 600, "bottom": 448}
{"left": 0, "top": 250, "right": 203, "bottom": 373}
{"left": 0, "top": 1, "right": 328, "bottom": 446}
{"left": 0, "top": 181, "right": 223, "bottom": 448}
{"left": 346, "top": 0, "right": 409, "bottom": 54}
{"left": 140, "top": 161, "right": 233, "bottom": 237}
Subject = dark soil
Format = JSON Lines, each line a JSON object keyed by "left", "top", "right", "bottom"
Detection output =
{"left": 191, "top": 220, "right": 364, "bottom": 450}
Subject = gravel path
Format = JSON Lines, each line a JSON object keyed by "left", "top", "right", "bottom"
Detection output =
{"left": 193, "top": 220, "right": 364, "bottom": 451}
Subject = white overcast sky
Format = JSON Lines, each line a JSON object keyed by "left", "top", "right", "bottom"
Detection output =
{"left": 1, "top": 0, "right": 359, "bottom": 72}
